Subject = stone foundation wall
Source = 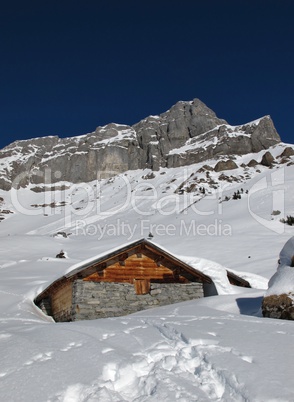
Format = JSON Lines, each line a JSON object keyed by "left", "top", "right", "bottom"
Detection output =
{"left": 72, "top": 280, "right": 204, "bottom": 321}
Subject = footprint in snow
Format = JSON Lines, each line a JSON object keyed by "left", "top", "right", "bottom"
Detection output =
{"left": 240, "top": 355, "right": 254, "bottom": 363}
{"left": 100, "top": 333, "right": 116, "bottom": 340}
{"left": 60, "top": 342, "right": 83, "bottom": 352}
{"left": 92, "top": 320, "right": 251, "bottom": 401}
{"left": 24, "top": 352, "right": 53, "bottom": 365}
{"left": 123, "top": 325, "right": 148, "bottom": 334}
{"left": 101, "top": 348, "right": 114, "bottom": 354}
{"left": 0, "top": 333, "right": 11, "bottom": 340}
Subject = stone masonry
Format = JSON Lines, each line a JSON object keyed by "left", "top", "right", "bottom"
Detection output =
{"left": 72, "top": 280, "right": 204, "bottom": 321}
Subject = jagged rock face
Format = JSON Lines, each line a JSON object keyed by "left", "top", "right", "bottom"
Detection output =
{"left": 166, "top": 115, "right": 280, "bottom": 168}
{"left": 133, "top": 99, "right": 227, "bottom": 170}
{"left": 1, "top": 125, "right": 143, "bottom": 188}
{"left": 0, "top": 99, "right": 281, "bottom": 189}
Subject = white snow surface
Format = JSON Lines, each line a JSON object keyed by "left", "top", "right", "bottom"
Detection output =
{"left": 266, "top": 236, "right": 294, "bottom": 296}
{"left": 1, "top": 148, "right": 294, "bottom": 401}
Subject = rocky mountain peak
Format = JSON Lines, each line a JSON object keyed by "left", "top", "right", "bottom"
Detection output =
{"left": 0, "top": 99, "right": 281, "bottom": 190}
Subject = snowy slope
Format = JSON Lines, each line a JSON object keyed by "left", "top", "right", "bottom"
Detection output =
{"left": 1, "top": 145, "right": 294, "bottom": 401}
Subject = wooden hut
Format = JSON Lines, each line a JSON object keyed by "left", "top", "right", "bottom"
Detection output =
{"left": 35, "top": 238, "right": 250, "bottom": 322}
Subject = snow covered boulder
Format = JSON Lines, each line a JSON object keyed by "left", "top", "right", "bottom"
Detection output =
{"left": 262, "top": 237, "right": 294, "bottom": 320}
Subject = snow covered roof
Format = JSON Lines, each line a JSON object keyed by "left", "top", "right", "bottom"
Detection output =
{"left": 64, "top": 238, "right": 212, "bottom": 281}
{"left": 35, "top": 239, "right": 250, "bottom": 302}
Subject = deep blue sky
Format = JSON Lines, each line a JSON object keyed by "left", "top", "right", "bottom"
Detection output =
{"left": 0, "top": 1, "right": 293, "bottom": 149}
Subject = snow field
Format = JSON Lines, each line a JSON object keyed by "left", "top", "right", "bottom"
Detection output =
{"left": 1, "top": 151, "right": 294, "bottom": 400}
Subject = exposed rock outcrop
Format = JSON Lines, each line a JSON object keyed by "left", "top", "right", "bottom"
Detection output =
{"left": 262, "top": 294, "right": 294, "bottom": 320}
{"left": 260, "top": 151, "right": 275, "bottom": 167}
{"left": 279, "top": 147, "right": 294, "bottom": 158}
{"left": 214, "top": 160, "right": 238, "bottom": 172}
{"left": 247, "top": 159, "right": 258, "bottom": 167}
{"left": 0, "top": 98, "right": 281, "bottom": 189}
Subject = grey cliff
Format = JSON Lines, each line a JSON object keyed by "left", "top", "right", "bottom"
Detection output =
{"left": 0, "top": 98, "right": 281, "bottom": 189}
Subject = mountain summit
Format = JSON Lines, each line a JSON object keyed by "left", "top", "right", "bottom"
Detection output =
{"left": 0, "top": 99, "right": 280, "bottom": 189}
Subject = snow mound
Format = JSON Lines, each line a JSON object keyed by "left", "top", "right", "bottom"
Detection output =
{"left": 265, "top": 236, "right": 294, "bottom": 296}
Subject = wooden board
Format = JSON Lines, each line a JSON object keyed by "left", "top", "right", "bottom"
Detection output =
{"left": 134, "top": 279, "right": 150, "bottom": 295}
{"left": 51, "top": 281, "right": 73, "bottom": 322}
{"left": 83, "top": 253, "right": 188, "bottom": 283}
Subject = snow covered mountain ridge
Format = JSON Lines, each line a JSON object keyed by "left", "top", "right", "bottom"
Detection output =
{"left": 0, "top": 98, "right": 280, "bottom": 190}
{"left": 2, "top": 100, "right": 294, "bottom": 400}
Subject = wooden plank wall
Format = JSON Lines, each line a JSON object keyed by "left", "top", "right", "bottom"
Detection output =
{"left": 83, "top": 253, "right": 188, "bottom": 284}
{"left": 51, "top": 281, "right": 73, "bottom": 322}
